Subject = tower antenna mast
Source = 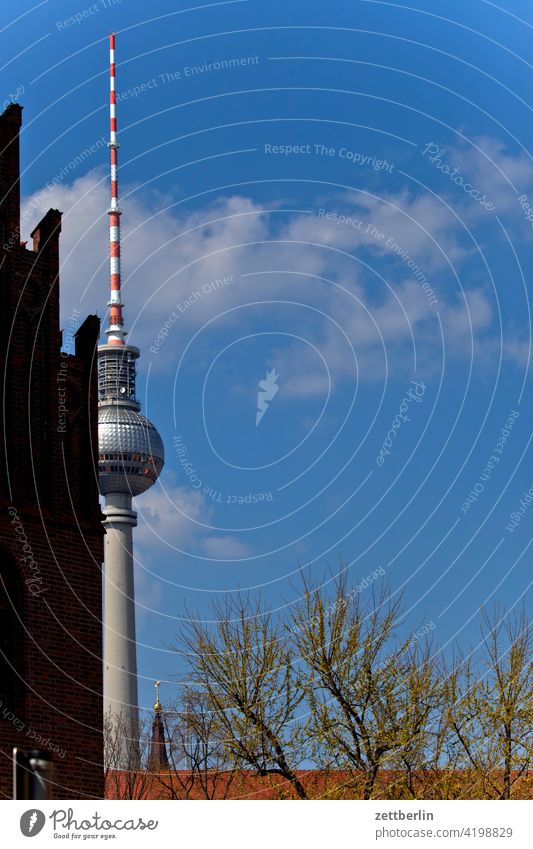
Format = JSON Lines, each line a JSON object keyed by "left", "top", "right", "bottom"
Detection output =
{"left": 107, "top": 32, "right": 126, "bottom": 346}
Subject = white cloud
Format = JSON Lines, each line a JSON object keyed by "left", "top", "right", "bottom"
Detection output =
{"left": 283, "top": 188, "right": 468, "bottom": 277}
{"left": 134, "top": 476, "right": 254, "bottom": 563}
{"left": 451, "top": 135, "right": 533, "bottom": 214}
{"left": 504, "top": 335, "right": 532, "bottom": 370}
{"left": 201, "top": 535, "right": 253, "bottom": 559}
{"left": 135, "top": 477, "right": 211, "bottom": 550}
{"left": 21, "top": 166, "right": 499, "bottom": 397}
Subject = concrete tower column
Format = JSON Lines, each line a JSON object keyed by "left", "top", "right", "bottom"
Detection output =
{"left": 103, "top": 491, "right": 139, "bottom": 768}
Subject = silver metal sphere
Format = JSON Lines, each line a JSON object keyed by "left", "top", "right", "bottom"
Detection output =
{"left": 98, "top": 405, "right": 165, "bottom": 496}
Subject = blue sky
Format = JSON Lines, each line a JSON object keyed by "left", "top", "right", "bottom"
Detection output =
{"left": 3, "top": 0, "right": 533, "bottom": 715}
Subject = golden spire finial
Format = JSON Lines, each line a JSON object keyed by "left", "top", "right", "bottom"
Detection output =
{"left": 154, "top": 680, "right": 162, "bottom": 712}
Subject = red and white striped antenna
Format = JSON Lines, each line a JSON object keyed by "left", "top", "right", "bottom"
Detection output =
{"left": 106, "top": 32, "right": 126, "bottom": 345}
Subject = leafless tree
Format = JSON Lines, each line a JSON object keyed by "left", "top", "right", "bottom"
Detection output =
{"left": 178, "top": 592, "right": 308, "bottom": 799}
{"left": 103, "top": 710, "right": 153, "bottom": 800}
{"left": 291, "top": 572, "right": 443, "bottom": 799}
{"left": 171, "top": 572, "right": 533, "bottom": 801}
{"left": 449, "top": 607, "right": 533, "bottom": 800}
{"left": 153, "top": 690, "right": 236, "bottom": 799}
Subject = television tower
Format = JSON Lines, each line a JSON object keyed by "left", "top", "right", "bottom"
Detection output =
{"left": 98, "top": 32, "right": 164, "bottom": 767}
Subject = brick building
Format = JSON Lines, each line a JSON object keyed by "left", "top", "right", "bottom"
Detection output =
{"left": 0, "top": 103, "right": 104, "bottom": 798}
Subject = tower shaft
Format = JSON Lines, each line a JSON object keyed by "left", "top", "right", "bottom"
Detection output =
{"left": 103, "top": 493, "right": 139, "bottom": 768}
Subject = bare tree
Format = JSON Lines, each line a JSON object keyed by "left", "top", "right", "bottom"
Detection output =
{"left": 170, "top": 573, "right": 533, "bottom": 801}
{"left": 178, "top": 593, "right": 308, "bottom": 799}
{"left": 153, "top": 690, "right": 236, "bottom": 799}
{"left": 103, "top": 710, "right": 154, "bottom": 800}
{"left": 399, "top": 657, "right": 466, "bottom": 800}
{"left": 450, "top": 607, "right": 533, "bottom": 800}
{"left": 381, "top": 641, "right": 440, "bottom": 798}
{"left": 291, "top": 573, "right": 431, "bottom": 799}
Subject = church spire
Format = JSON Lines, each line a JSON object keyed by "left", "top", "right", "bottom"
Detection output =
{"left": 148, "top": 681, "right": 169, "bottom": 772}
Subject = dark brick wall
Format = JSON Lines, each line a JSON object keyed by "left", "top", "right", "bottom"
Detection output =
{"left": 0, "top": 104, "right": 104, "bottom": 799}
